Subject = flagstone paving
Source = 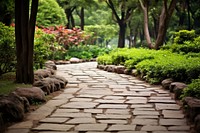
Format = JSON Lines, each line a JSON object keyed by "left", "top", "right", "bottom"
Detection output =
{"left": 6, "top": 62, "right": 192, "bottom": 133}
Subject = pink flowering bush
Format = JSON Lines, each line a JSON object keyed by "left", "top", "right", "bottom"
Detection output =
{"left": 42, "top": 26, "right": 93, "bottom": 49}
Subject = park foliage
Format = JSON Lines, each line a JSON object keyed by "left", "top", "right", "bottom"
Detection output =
{"left": 97, "top": 30, "right": 200, "bottom": 98}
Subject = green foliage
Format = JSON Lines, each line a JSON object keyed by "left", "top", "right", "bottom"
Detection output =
{"left": 97, "top": 48, "right": 200, "bottom": 84}
{"left": 162, "top": 30, "right": 200, "bottom": 54}
{"left": 85, "top": 24, "right": 118, "bottom": 45}
{"left": 34, "top": 28, "right": 64, "bottom": 68}
{"left": 0, "top": 0, "right": 14, "bottom": 25}
{"left": 0, "top": 72, "right": 31, "bottom": 95}
{"left": 37, "top": 0, "right": 67, "bottom": 27}
{"left": 182, "top": 78, "right": 200, "bottom": 99}
{"left": 0, "top": 22, "right": 15, "bottom": 75}
{"left": 65, "top": 45, "right": 111, "bottom": 60}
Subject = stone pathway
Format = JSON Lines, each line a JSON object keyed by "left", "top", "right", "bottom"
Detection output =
{"left": 7, "top": 62, "right": 191, "bottom": 133}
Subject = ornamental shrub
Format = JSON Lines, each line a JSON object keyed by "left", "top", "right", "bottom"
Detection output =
{"left": 0, "top": 22, "right": 15, "bottom": 75}
{"left": 37, "top": 0, "right": 67, "bottom": 27}
{"left": 97, "top": 48, "right": 200, "bottom": 84}
{"left": 174, "top": 30, "right": 196, "bottom": 44}
{"left": 182, "top": 78, "right": 200, "bottom": 99}
{"left": 162, "top": 30, "right": 200, "bottom": 54}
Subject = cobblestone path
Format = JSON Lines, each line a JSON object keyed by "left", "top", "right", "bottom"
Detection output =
{"left": 7, "top": 62, "right": 191, "bottom": 133}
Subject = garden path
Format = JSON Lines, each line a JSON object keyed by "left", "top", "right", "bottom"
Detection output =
{"left": 7, "top": 62, "right": 191, "bottom": 133}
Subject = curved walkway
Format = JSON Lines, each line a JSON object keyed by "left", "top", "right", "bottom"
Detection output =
{"left": 7, "top": 62, "right": 191, "bottom": 133}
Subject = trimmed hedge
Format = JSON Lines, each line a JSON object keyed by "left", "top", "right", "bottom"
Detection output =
{"left": 182, "top": 78, "right": 200, "bottom": 99}
{"left": 97, "top": 48, "right": 200, "bottom": 84}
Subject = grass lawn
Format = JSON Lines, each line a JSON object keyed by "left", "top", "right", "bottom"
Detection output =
{"left": 0, "top": 72, "right": 32, "bottom": 95}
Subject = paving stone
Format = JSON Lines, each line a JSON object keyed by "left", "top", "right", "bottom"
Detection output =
{"left": 168, "top": 126, "right": 190, "bottom": 131}
{"left": 131, "top": 104, "right": 153, "bottom": 108}
{"left": 68, "top": 80, "right": 82, "bottom": 84}
{"left": 148, "top": 99, "right": 176, "bottom": 103}
{"left": 128, "top": 86, "right": 146, "bottom": 89}
{"left": 126, "top": 99, "right": 147, "bottom": 104}
{"left": 83, "top": 80, "right": 100, "bottom": 83}
{"left": 55, "top": 109, "right": 80, "bottom": 113}
{"left": 77, "top": 94, "right": 104, "bottom": 99}
{"left": 61, "top": 102, "right": 98, "bottom": 108}
{"left": 117, "top": 131, "right": 147, "bottom": 133}
{"left": 135, "top": 115, "right": 159, "bottom": 119}
{"left": 94, "top": 99, "right": 125, "bottom": 104}
{"left": 154, "top": 89, "right": 169, "bottom": 94}
{"left": 162, "top": 110, "right": 185, "bottom": 118}
{"left": 66, "top": 118, "right": 96, "bottom": 124}
{"left": 66, "top": 84, "right": 79, "bottom": 88}
{"left": 149, "top": 97, "right": 172, "bottom": 100}
{"left": 98, "top": 104, "right": 128, "bottom": 109}
{"left": 132, "top": 118, "right": 158, "bottom": 125}
{"left": 86, "top": 132, "right": 111, "bottom": 133}
{"left": 155, "top": 104, "right": 181, "bottom": 110}
{"left": 37, "top": 132, "right": 77, "bottom": 133}
{"left": 90, "top": 85, "right": 108, "bottom": 88}
{"left": 112, "top": 89, "right": 128, "bottom": 92}
{"left": 105, "top": 109, "right": 130, "bottom": 114}
{"left": 64, "top": 88, "right": 80, "bottom": 93}
{"left": 8, "top": 121, "right": 33, "bottom": 129}
{"left": 159, "top": 119, "right": 187, "bottom": 126}
{"left": 134, "top": 108, "right": 155, "bottom": 111}
{"left": 152, "top": 131, "right": 189, "bottom": 133}
{"left": 103, "top": 96, "right": 125, "bottom": 100}
{"left": 95, "top": 114, "right": 131, "bottom": 119}
{"left": 84, "top": 109, "right": 103, "bottom": 113}
{"left": 78, "top": 89, "right": 113, "bottom": 95}
{"left": 53, "top": 94, "right": 74, "bottom": 100}
{"left": 107, "top": 125, "right": 136, "bottom": 131}
{"left": 109, "top": 85, "right": 127, "bottom": 89}
{"left": 51, "top": 112, "right": 91, "bottom": 118}
{"left": 70, "top": 98, "right": 93, "bottom": 102}
{"left": 114, "top": 92, "right": 138, "bottom": 96}
{"left": 133, "top": 110, "right": 159, "bottom": 116}
{"left": 141, "top": 126, "right": 167, "bottom": 131}
{"left": 32, "top": 124, "right": 74, "bottom": 131}
{"left": 39, "top": 117, "right": 69, "bottom": 123}
{"left": 75, "top": 124, "right": 107, "bottom": 131}
{"left": 98, "top": 119, "right": 127, "bottom": 124}
{"left": 5, "top": 129, "right": 30, "bottom": 133}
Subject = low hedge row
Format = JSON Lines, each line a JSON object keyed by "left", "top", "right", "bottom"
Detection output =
{"left": 97, "top": 48, "right": 200, "bottom": 84}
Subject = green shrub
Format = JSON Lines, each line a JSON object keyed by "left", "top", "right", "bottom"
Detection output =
{"left": 182, "top": 78, "right": 200, "bottom": 99}
{"left": 37, "top": 0, "right": 67, "bottom": 27}
{"left": 97, "top": 48, "right": 200, "bottom": 84}
{"left": 162, "top": 30, "right": 200, "bottom": 54}
{"left": 34, "top": 28, "right": 60, "bottom": 69}
{"left": 65, "top": 45, "right": 110, "bottom": 60}
{"left": 174, "top": 30, "right": 196, "bottom": 44}
{"left": 0, "top": 22, "right": 15, "bottom": 75}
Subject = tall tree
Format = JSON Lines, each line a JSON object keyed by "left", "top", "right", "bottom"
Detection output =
{"left": 139, "top": 0, "right": 177, "bottom": 49}
{"left": 139, "top": 0, "right": 152, "bottom": 48}
{"left": 15, "top": 0, "right": 39, "bottom": 84}
{"left": 104, "top": 0, "right": 135, "bottom": 48}
{"left": 155, "top": 0, "right": 177, "bottom": 49}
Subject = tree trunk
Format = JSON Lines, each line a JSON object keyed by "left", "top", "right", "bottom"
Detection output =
{"left": 186, "top": 0, "right": 191, "bottom": 30}
{"left": 118, "top": 22, "right": 126, "bottom": 48}
{"left": 15, "top": 0, "right": 38, "bottom": 84}
{"left": 139, "top": 0, "right": 152, "bottom": 49}
{"left": 80, "top": 7, "right": 84, "bottom": 30}
{"left": 155, "top": 0, "right": 177, "bottom": 49}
